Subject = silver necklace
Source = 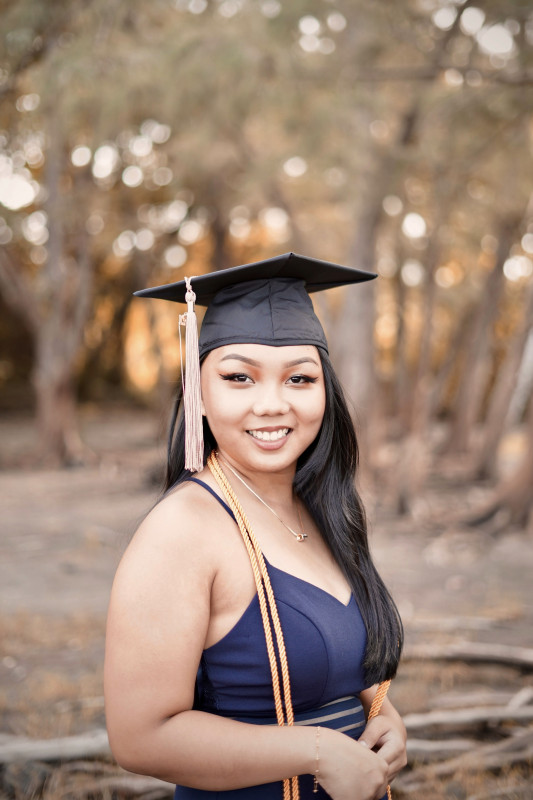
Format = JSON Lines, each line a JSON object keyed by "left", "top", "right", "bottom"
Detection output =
{"left": 220, "top": 456, "right": 308, "bottom": 542}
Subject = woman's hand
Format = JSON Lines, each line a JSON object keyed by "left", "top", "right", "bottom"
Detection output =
{"left": 358, "top": 703, "right": 407, "bottom": 783}
{"left": 317, "top": 727, "right": 389, "bottom": 800}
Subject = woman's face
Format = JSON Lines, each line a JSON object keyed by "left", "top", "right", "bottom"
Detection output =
{"left": 200, "top": 343, "right": 326, "bottom": 475}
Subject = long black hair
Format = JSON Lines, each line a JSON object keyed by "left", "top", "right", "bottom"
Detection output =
{"left": 163, "top": 349, "right": 403, "bottom": 685}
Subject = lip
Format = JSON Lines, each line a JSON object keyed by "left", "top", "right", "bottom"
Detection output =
{"left": 246, "top": 428, "right": 292, "bottom": 450}
{"left": 248, "top": 426, "right": 291, "bottom": 433}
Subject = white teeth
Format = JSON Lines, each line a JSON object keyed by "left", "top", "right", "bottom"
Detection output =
{"left": 248, "top": 428, "right": 289, "bottom": 442}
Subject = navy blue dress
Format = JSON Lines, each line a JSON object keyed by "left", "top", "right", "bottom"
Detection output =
{"left": 175, "top": 479, "right": 383, "bottom": 800}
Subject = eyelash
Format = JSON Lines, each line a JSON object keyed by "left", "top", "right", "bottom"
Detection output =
{"left": 219, "top": 373, "right": 318, "bottom": 385}
{"left": 220, "top": 373, "right": 250, "bottom": 383}
{"left": 288, "top": 375, "right": 318, "bottom": 385}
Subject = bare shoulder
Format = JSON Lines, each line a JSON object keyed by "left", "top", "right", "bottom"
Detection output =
{"left": 106, "top": 476, "right": 239, "bottom": 655}
{"left": 114, "top": 476, "right": 236, "bottom": 587}
{"left": 105, "top": 478, "right": 239, "bottom": 736}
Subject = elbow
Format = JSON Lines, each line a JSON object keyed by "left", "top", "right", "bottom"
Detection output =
{"left": 107, "top": 720, "right": 182, "bottom": 782}
{"left": 107, "top": 723, "right": 159, "bottom": 777}
{"left": 108, "top": 731, "right": 146, "bottom": 775}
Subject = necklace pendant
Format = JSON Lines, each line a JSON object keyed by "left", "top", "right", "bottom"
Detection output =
{"left": 296, "top": 532, "right": 308, "bottom": 542}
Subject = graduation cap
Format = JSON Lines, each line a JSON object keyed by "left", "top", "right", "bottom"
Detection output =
{"left": 134, "top": 252, "right": 376, "bottom": 471}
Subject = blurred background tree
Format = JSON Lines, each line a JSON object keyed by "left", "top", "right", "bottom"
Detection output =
{"left": 0, "top": 0, "right": 532, "bottom": 526}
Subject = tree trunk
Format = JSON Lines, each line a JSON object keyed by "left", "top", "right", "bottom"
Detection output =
{"left": 0, "top": 122, "right": 94, "bottom": 466}
{"left": 32, "top": 354, "right": 84, "bottom": 466}
{"left": 333, "top": 201, "right": 379, "bottom": 467}
{"left": 507, "top": 328, "right": 533, "bottom": 426}
{"left": 466, "top": 398, "right": 533, "bottom": 530}
{"left": 392, "top": 198, "right": 447, "bottom": 514}
{"left": 35, "top": 123, "right": 94, "bottom": 464}
{"left": 429, "top": 305, "right": 476, "bottom": 427}
{"left": 210, "top": 212, "right": 230, "bottom": 272}
{"left": 474, "top": 279, "right": 533, "bottom": 479}
{"left": 444, "top": 220, "right": 517, "bottom": 454}
{"left": 393, "top": 261, "right": 411, "bottom": 429}
{"left": 497, "top": 401, "right": 533, "bottom": 527}
{"left": 332, "top": 105, "right": 420, "bottom": 449}
{"left": 335, "top": 1, "right": 475, "bottom": 461}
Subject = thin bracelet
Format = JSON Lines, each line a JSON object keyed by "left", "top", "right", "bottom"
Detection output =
{"left": 313, "top": 726, "right": 321, "bottom": 793}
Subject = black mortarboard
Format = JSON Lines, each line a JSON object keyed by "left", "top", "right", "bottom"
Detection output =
{"left": 134, "top": 252, "right": 376, "bottom": 470}
{"left": 134, "top": 252, "right": 376, "bottom": 357}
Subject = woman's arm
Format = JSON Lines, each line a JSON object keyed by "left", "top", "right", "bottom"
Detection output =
{"left": 104, "top": 489, "right": 388, "bottom": 798}
{"left": 359, "top": 687, "right": 407, "bottom": 782}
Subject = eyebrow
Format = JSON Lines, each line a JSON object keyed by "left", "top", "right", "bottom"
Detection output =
{"left": 219, "top": 354, "right": 319, "bottom": 368}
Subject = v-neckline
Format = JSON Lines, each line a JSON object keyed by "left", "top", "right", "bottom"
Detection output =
{"left": 264, "top": 557, "right": 353, "bottom": 608}
{"left": 185, "top": 478, "right": 354, "bottom": 608}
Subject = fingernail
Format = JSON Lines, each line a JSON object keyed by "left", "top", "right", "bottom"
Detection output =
{"left": 359, "top": 740, "right": 369, "bottom": 748}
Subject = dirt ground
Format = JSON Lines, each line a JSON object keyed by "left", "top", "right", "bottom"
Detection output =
{"left": 1, "top": 408, "right": 532, "bottom": 798}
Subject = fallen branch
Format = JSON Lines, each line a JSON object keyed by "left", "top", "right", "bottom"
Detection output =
{"left": 406, "top": 737, "right": 477, "bottom": 760}
{"left": 396, "top": 746, "right": 533, "bottom": 793}
{"left": 430, "top": 690, "right": 518, "bottom": 709}
{"left": 61, "top": 774, "right": 174, "bottom": 799}
{"left": 404, "top": 641, "right": 533, "bottom": 670}
{"left": 395, "top": 727, "right": 533, "bottom": 793}
{"left": 467, "top": 783, "right": 533, "bottom": 800}
{"left": 59, "top": 760, "right": 120, "bottom": 775}
{"left": 508, "top": 686, "right": 533, "bottom": 709}
{"left": 407, "top": 616, "right": 499, "bottom": 632}
{"left": 0, "top": 729, "right": 110, "bottom": 764}
{"left": 403, "top": 705, "right": 533, "bottom": 731}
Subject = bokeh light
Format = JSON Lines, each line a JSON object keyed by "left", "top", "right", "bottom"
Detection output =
{"left": 21, "top": 211, "right": 48, "bottom": 245}
{"left": 260, "top": 0, "right": 281, "bottom": 18}
{"left": 92, "top": 144, "right": 120, "bottom": 180}
{"left": 283, "top": 156, "right": 307, "bottom": 177}
{"left": 503, "top": 256, "right": 533, "bottom": 281}
{"left": 327, "top": 13, "right": 346, "bottom": 32}
{"left": 383, "top": 196, "right": 403, "bottom": 216}
{"left": 71, "top": 146, "right": 92, "bottom": 167}
{"left": 122, "top": 165, "right": 144, "bottom": 187}
{"left": 432, "top": 7, "right": 456, "bottom": 31}
{"left": 476, "top": 25, "right": 514, "bottom": 57}
{"left": 460, "top": 7, "right": 485, "bottom": 36}
{"left": 402, "top": 213, "right": 427, "bottom": 239}
{"left": 0, "top": 173, "right": 37, "bottom": 210}
{"left": 401, "top": 259, "right": 425, "bottom": 287}
{"left": 178, "top": 219, "right": 204, "bottom": 244}
{"left": 164, "top": 244, "right": 188, "bottom": 268}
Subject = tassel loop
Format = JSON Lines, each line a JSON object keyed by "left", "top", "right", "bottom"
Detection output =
{"left": 179, "top": 277, "right": 204, "bottom": 473}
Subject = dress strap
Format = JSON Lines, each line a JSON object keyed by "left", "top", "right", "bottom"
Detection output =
{"left": 186, "top": 477, "right": 236, "bottom": 520}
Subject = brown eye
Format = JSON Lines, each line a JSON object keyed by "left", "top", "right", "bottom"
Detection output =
{"left": 220, "top": 373, "right": 253, "bottom": 383}
{"left": 287, "top": 375, "right": 318, "bottom": 385}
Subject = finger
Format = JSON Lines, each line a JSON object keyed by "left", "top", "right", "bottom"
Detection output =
{"left": 375, "top": 738, "right": 401, "bottom": 761}
{"left": 377, "top": 741, "right": 407, "bottom": 779}
{"left": 358, "top": 718, "right": 389, "bottom": 750}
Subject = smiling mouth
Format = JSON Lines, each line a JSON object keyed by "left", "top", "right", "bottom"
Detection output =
{"left": 247, "top": 428, "right": 291, "bottom": 442}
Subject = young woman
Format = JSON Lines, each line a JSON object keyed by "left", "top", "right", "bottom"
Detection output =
{"left": 104, "top": 254, "right": 406, "bottom": 800}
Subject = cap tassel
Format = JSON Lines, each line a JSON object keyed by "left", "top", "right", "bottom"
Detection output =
{"left": 179, "top": 277, "right": 204, "bottom": 473}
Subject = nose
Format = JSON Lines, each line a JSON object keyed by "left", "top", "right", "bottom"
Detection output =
{"left": 252, "top": 383, "right": 290, "bottom": 416}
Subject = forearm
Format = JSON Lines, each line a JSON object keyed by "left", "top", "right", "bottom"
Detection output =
{"left": 112, "top": 709, "right": 318, "bottom": 790}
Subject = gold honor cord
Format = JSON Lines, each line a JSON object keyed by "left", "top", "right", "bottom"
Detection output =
{"left": 208, "top": 451, "right": 393, "bottom": 800}
{"left": 367, "top": 680, "right": 393, "bottom": 800}
{"left": 208, "top": 452, "right": 298, "bottom": 800}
